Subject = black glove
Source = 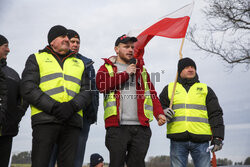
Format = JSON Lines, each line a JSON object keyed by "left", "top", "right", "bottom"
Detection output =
{"left": 52, "top": 101, "right": 76, "bottom": 122}
{"left": 211, "top": 138, "right": 223, "bottom": 152}
{"left": 50, "top": 102, "right": 60, "bottom": 113}
{"left": 163, "top": 108, "right": 175, "bottom": 121}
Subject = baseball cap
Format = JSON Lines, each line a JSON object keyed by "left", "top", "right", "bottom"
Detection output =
{"left": 115, "top": 34, "right": 137, "bottom": 46}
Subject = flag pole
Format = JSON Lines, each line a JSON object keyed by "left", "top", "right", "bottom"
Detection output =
{"left": 169, "top": 38, "right": 185, "bottom": 109}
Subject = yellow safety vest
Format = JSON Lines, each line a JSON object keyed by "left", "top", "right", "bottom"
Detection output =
{"left": 31, "top": 52, "right": 84, "bottom": 117}
{"left": 103, "top": 64, "right": 154, "bottom": 121}
{"left": 167, "top": 82, "right": 212, "bottom": 135}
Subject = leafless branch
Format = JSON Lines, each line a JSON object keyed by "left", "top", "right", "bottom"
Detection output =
{"left": 187, "top": 0, "right": 250, "bottom": 70}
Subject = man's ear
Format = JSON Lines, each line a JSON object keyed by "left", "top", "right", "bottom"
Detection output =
{"left": 50, "top": 40, "right": 54, "bottom": 47}
{"left": 114, "top": 46, "right": 119, "bottom": 54}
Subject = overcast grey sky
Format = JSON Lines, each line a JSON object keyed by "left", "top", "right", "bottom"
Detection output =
{"left": 1, "top": 0, "right": 250, "bottom": 164}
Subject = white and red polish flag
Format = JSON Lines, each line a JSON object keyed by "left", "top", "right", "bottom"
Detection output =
{"left": 130, "top": 2, "right": 194, "bottom": 59}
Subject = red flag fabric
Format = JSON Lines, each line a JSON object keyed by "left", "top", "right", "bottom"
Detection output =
{"left": 131, "top": 3, "right": 194, "bottom": 59}
{"left": 212, "top": 152, "right": 217, "bottom": 167}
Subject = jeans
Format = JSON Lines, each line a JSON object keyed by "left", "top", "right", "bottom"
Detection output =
{"left": 170, "top": 140, "right": 210, "bottom": 167}
{"left": 105, "top": 125, "right": 151, "bottom": 167}
{"left": 49, "top": 118, "right": 90, "bottom": 167}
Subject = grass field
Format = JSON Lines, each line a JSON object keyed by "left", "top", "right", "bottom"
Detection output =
{"left": 11, "top": 165, "right": 31, "bottom": 167}
{"left": 11, "top": 164, "right": 109, "bottom": 167}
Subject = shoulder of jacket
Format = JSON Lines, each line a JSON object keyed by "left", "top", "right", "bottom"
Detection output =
{"left": 77, "top": 53, "right": 92, "bottom": 62}
{"left": 103, "top": 56, "right": 117, "bottom": 65}
{"left": 3, "top": 66, "right": 20, "bottom": 80}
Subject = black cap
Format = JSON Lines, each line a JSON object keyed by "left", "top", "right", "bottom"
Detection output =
{"left": 115, "top": 34, "right": 137, "bottom": 46}
{"left": 0, "top": 34, "right": 8, "bottom": 46}
{"left": 47, "top": 25, "right": 68, "bottom": 44}
{"left": 67, "top": 29, "right": 80, "bottom": 41}
{"left": 178, "top": 57, "right": 196, "bottom": 74}
{"left": 90, "top": 153, "right": 104, "bottom": 167}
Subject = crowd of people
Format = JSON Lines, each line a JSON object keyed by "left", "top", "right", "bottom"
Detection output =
{"left": 0, "top": 25, "right": 224, "bottom": 167}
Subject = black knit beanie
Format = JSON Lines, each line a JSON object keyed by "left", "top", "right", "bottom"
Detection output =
{"left": 67, "top": 29, "right": 80, "bottom": 41}
{"left": 90, "top": 153, "right": 104, "bottom": 167}
{"left": 47, "top": 25, "right": 68, "bottom": 44}
{"left": 0, "top": 35, "right": 8, "bottom": 46}
{"left": 178, "top": 57, "right": 197, "bottom": 75}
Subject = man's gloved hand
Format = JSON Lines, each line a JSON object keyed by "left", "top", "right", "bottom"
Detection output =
{"left": 211, "top": 138, "right": 223, "bottom": 152}
{"left": 51, "top": 102, "right": 60, "bottom": 114}
{"left": 163, "top": 108, "right": 175, "bottom": 122}
{"left": 52, "top": 101, "right": 76, "bottom": 122}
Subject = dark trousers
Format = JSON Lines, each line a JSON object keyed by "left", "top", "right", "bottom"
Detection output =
{"left": 74, "top": 118, "right": 90, "bottom": 167}
{"left": 0, "top": 136, "right": 13, "bottom": 167}
{"left": 105, "top": 125, "right": 151, "bottom": 167}
{"left": 31, "top": 123, "right": 80, "bottom": 167}
{"left": 49, "top": 117, "right": 90, "bottom": 167}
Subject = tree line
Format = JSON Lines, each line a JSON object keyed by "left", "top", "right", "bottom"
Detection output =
{"left": 11, "top": 151, "right": 250, "bottom": 166}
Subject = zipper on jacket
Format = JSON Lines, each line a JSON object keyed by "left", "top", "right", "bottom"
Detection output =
{"left": 85, "top": 61, "right": 94, "bottom": 68}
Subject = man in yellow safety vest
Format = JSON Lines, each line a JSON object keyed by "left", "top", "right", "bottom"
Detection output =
{"left": 21, "top": 25, "right": 91, "bottom": 167}
{"left": 159, "top": 57, "right": 224, "bottom": 167}
{"left": 96, "top": 34, "right": 166, "bottom": 167}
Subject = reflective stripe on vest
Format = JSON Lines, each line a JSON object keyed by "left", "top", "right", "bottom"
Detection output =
{"left": 167, "top": 82, "right": 212, "bottom": 135}
{"left": 103, "top": 64, "right": 153, "bottom": 121}
{"left": 31, "top": 52, "right": 84, "bottom": 117}
{"left": 168, "top": 116, "right": 209, "bottom": 124}
{"left": 172, "top": 104, "right": 207, "bottom": 111}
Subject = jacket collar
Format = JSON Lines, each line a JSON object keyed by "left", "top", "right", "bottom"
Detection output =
{"left": 102, "top": 56, "right": 117, "bottom": 66}
{"left": 177, "top": 73, "right": 200, "bottom": 86}
{"left": 102, "top": 56, "right": 144, "bottom": 67}
{"left": 0, "top": 58, "right": 7, "bottom": 67}
{"left": 39, "top": 45, "right": 76, "bottom": 58}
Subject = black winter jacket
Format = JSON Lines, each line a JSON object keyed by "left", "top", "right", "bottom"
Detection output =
{"left": 0, "top": 59, "right": 28, "bottom": 137}
{"left": 159, "top": 74, "right": 224, "bottom": 143}
{"left": 0, "top": 64, "right": 7, "bottom": 126}
{"left": 76, "top": 53, "right": 99, "bottom": 124}
{"left": 21, "top": 46, "right": 92, "bottom": 128}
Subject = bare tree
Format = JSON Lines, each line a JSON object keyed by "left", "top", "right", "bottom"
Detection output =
{"left": 188, "top": 0, "right": 250, "bottom": 69}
